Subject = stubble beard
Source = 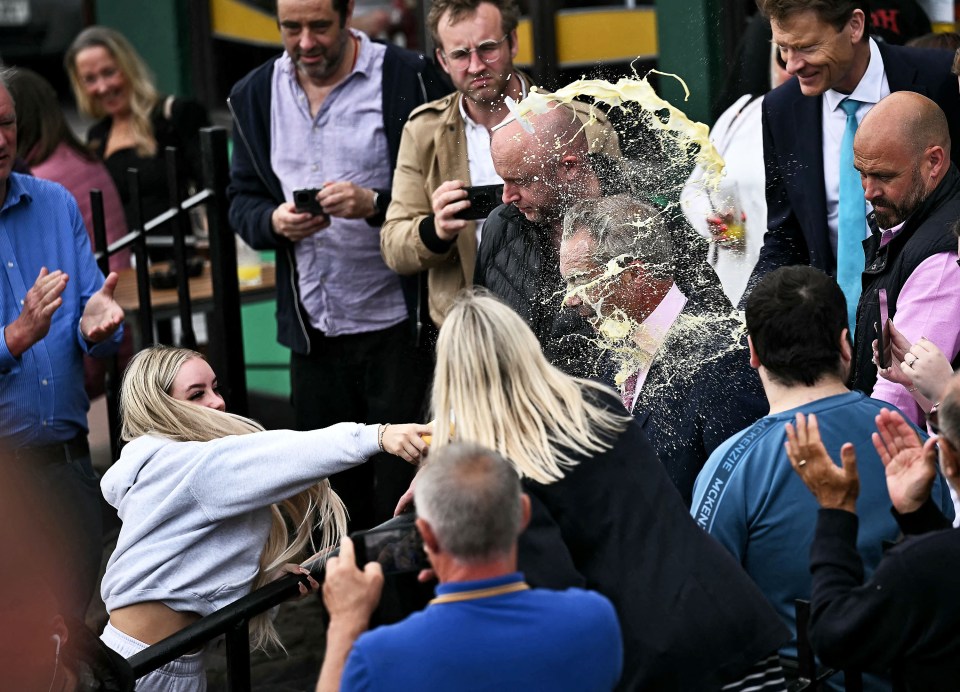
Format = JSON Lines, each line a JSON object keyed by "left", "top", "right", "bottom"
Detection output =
{"left": 873, "top": 168, "right": 927, "bottom": 229}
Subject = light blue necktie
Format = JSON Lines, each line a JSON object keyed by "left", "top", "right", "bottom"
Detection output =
{"left": 837, "top": 98, "right": 865, "bottom": 335}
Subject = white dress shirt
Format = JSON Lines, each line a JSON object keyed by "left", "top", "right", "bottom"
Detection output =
{"left": 821, "top": 38, "right": 890, "bottom": 258}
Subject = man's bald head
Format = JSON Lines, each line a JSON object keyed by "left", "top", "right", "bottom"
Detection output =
{"left": 853, "top": 92, "right": 951, "bottom": 229}
{"left": 491, "top": 103, "right": 601, "bottom": 225}
{"left": 492, "top": 103, "right": 590, "bottom": 163}
{"left": 857, "top": 91, "right": 950, "bottom": 161}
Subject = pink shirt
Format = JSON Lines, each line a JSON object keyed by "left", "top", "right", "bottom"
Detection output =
{"left": 871, "top": 250, "right": 960, "bottom": 425}
{"left": 623, "top": 284, "right": 688, "bottom": 412}
{"left": 32, "top": 143, "right": 131, "bottom": 272}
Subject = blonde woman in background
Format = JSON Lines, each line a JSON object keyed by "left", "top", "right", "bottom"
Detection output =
{"left": 426, "top": 290, "right": 788, "bottom": 691}
{"left": 100, "top": 345, "right": 428, "bottom": 690}
{"left": 66, "top": 27, "right": 209, "bottom": 256}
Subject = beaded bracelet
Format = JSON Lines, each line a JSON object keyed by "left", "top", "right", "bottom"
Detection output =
{"left": 378, "top": 423, "right": 390, "bottom": 452}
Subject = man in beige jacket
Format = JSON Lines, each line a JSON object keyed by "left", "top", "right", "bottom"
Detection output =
{"left": 380, "top": 0, "right": 529, "bottom": 328}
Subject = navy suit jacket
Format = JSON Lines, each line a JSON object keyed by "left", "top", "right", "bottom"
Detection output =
{"left": 630, "top": 299, "right": 769, "bottom": 505}
{"left": 747, "top": 43, "right": 960, "bottom": 292}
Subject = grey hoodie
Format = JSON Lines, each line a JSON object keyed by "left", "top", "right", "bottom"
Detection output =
{"left": 100, "top": 424, "right": 380, "bottom": 616}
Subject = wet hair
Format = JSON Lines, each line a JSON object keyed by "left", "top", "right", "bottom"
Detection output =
{"left": 562, "top": 194, "right": 675, "bottom": 281}
{"left": 414, "top": 443, "right": 522, "bottom": 561}
{"left": 756, "top": 0, "right": 869, "bottom": 35}
{"left": 6, "top": 67, "right": 93, "bottom": 167}
{"left": 431, "top": 289, "right": 630, "bottom": 484}
{"left": 120, "top": 345, "right": 347, "bottom": 651}
{"left": 427, "top": 0, "right": 520, "bottom": 49}
{"left": 65, "top": 26, "right": 159, "bottom": 158}
{"left": 745, "top": 266, "right": 849, "bottom": 387}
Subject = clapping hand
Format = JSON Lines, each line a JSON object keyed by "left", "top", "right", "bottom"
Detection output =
{"left": 4, "top": 267, "right": 68, "bottom": 357}
{"left": 785, "top": 413, "right": 860, "bottom": 513}
{"left": 81, "top": 272, "right": 124, "bottom": 343}
{"left": 872, "top": 408, "right": 937, "bottom": 515}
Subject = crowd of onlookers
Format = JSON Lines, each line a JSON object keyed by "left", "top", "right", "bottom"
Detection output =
{"left": 2, "top": 0, "right": 960, "bottom": 690}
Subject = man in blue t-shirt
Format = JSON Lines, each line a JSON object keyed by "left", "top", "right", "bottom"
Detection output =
{"left": 691, "top": 267, "right": 954, "bottom": 683}
{"left": 317, "top": 443, "right": 623, "bottom": 692}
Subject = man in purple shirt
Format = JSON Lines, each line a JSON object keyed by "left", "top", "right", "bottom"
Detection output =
{"left": 848, "top": 91, "right": 960, "bottom": 426}
{"left": 227, "top": 0, "right": 448, "bottom": 529}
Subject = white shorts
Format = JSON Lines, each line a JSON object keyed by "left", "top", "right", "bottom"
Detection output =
{"left": 101, "top": 621, "right": 207, "bottom": 691}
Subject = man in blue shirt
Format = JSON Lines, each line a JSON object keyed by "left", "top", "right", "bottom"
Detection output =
{"left": 317, "top": 443, "right": 623, "bottom": 692}
{"left": 0, "top": 73, "right": 124, "bottom": 618}
{"left": 691, "top": 266, "right": 953, "bottom": 689}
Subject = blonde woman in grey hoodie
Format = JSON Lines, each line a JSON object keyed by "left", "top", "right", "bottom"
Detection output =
{"left": 99, "top": 345, "right": 429, "bottom": 691}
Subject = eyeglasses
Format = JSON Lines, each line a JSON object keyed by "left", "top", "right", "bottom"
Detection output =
{"left": 441, "top": 34, "right": 509, "bottom": 69}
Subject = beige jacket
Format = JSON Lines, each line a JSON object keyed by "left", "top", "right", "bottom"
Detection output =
{"left": 381, "top": 88, "right": 475, "bottom": 326}
{"left": 381, "top": 79, "right": 619, "bottom": 325}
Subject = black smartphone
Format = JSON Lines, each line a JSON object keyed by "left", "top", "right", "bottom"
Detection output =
{"left": 351, "top": 514, "right": 428, "bottom": 575}
{"left": 454, "top": 184, "right": 504, "bottom": 220}
{"left": 877, "top": 288, "right": 890, "bottom": 368}
{"left": 293, "top": 188, "right": 325, "bottom": 217}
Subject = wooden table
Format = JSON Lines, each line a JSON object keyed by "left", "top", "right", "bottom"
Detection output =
{"left": 115, "top": 262, "right": 276, "bottom": 343}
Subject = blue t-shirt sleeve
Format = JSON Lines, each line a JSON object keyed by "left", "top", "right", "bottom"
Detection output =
{"left": 341, "top": 642, "right": 377, "bottom": 692}
{"left": 691, "top": 438, "right": 750, "bottom": 562}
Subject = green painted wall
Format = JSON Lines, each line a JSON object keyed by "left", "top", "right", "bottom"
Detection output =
{"left": 94, "top": 0, "right": 194, "bottom": 96}
{"left": 653, "top": 0, "right": 725, "bottom": 126}
{"left": 241, "top": 272, "right": 291, "bottom": 398}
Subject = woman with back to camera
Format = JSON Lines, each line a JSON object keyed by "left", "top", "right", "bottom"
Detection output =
{"left": 101, "top": 345, "right": 429, "bottom": 690}
{"left": 426, "top": 290, "right": 788, "bottom": 691}
{"left": 65, "top": 26, "right": 210, "bottom": 252}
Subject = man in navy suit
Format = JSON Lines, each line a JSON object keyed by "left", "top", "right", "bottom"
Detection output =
{"left": 559, "top": 194, "right": 768, "bottom": 504}
{"left": 745, "top": 0, "right": 960, "bottom": 296}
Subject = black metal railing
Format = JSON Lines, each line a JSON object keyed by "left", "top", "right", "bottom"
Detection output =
{"left": 792, "top": 599, "right": 861, "bottom": 692}
{"left": 90, "top": 127, "right": 248, "bottom": 459}
{"left": 126, "top": 514, "right": 412, "bottom": 690}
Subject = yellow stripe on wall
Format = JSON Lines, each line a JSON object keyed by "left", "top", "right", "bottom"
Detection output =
{"left": 210, "top": 1, "right": 658, "bottom": 66}
{"left": 515, "top": 8, "right": 657, "bottom": 69}
{"left": 557, "top": 8, "right": 657, "bottom": 67}
{"left": 210, "top": 0, "right": 282, "bottom": 47}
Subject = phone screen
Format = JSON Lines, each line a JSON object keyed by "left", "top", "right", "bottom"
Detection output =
{"left": 877, "top": 288, "right": 890, "bottom": 369}
{"left": 454, "top": 184, "right": 505, "bottom": 220}
{"left": 352, "top": 516, "right": 428, "bottom": 575}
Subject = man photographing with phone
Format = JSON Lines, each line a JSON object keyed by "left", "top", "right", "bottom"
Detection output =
{"left": 315, "top": 443, "right": 623, "bottom": 692}
{"left": 380, "top": 0, "right": 530, "bottom": 329}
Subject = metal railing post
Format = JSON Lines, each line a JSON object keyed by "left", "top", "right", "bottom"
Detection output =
{"left": 165, "top": 146, "right": 198, "bottom": 350}
{"left": 201, "top": 127, "right": 249, "bottom": 416}
{"left": 127, "top": 168, "right": 155, "bottom": 347}
{"left": 225, "top": 620, "right": 252, "bottom": 692}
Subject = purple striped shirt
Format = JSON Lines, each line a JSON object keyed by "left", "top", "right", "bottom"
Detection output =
{"left": 269, "top": 31, "right": 406, "bottom": 336}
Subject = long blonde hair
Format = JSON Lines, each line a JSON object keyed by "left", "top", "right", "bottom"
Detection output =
{"left": 431, "top": 291, "right": 630, "bottom": 484}
{"left": 65, "top": 26, "right": 160, "bottom": 158}
{"left": 120, "top": 346, "right": 347, "bottom": 650}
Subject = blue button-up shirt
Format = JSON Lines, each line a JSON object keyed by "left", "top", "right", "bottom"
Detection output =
{"left": 0, "top": 173, "right": 122, "bottom": 446}
{"left": 269, "top": 31, "right": 407, "bottom": 337}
